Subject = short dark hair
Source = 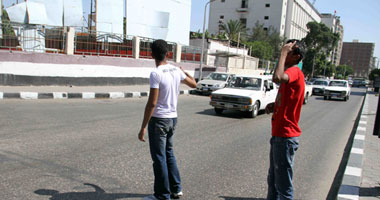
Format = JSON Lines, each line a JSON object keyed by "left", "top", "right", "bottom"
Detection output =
{"left": 151, "top": 40, "right": 168, "bottom": 61}
{"left": 286, "top": 39, "right": 305, "bottom": 63}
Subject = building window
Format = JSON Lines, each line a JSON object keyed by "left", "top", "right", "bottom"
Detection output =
{"left": 240, "top": 18, "right": 247, "bottom": 28}
{"left": 241, "top": 0, "right": 248, "bottom": 8}
{"left": 265, "top": 4, "right": 270, "bottom": 7}
{"left": 263, "top": 27, "right": 268, "bottom": 31}
{"left": 221, "top": 0, "right": 225, "bottom": 2}
{"left": 220, "top": 15, "right": 224, "bottom": 20}
{"left": 264, "top": 16, "right": 269, "bottom": 20}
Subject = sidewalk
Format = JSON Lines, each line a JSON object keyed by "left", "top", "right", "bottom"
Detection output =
{"left": 338, "top": 90, "right": 380, "bottom": 200}
{"left": 0, "top": 84, "right": 194, "bottom": 99}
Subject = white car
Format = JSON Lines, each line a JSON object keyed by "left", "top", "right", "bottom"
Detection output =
{"left": 196, "top": 72, "right": 235, "bottom": 94}
{"left": 209, "top": 75, "right": 278, "bottom": 118}
{"left": 312, "top": 79, "right": 329, "bottom": 95}
{"left": 324, "top": 80, "right": 351, "bottom": 101}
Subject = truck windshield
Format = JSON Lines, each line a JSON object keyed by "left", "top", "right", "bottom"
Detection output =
{"left": 313, "top": 80, "right": 328, "bottom": 86}
{"left": 228, "top": 77, "right": 262, "bottom": 90}
{"left": 329, "top": 81, "right": 346, "bottom": 87}
{"left": 206, "top": 73, "right": 228, "bottom": 81}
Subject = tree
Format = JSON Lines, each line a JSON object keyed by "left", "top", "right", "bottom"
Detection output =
{"left": 302, "top": 22, "right": 340, "bottom": 78}
{"left": 369, "top": 68, "right": 380, "bottom": 82}
{"left": 246, "top": 41, "right": 273, "bottom": 60}
{"left": 249, "top": 21, "right": 284, "bottom": 60}
{"left": 220, "top": 20, "right": 249, "bottom": 42}
{"left": 335, "top": 65, "right": 353, "bottom": 79}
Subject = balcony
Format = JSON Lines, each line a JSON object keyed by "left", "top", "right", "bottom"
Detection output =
{"left": 236, "top": 7, "right": 248, "bottom": 12}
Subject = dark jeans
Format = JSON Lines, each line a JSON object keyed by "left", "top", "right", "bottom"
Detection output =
{"left": 148, "top": 117, "right": 182, "bottom": 200}
{"left": 267, "top": 136, "right": 299, "bottom": 200}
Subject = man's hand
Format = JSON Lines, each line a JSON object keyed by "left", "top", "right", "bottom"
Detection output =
{"left": 266, "top": 103, "right": 275, "bottom": 114}
{"left": 138, "top": 128, "right": 146, "bottom": 142}
{"left": 281, "top": 41, "right": 296, "bottom": 55}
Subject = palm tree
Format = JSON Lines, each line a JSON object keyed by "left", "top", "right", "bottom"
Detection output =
{"left": 220, "top": 20, "right": 248, "bottom": 42}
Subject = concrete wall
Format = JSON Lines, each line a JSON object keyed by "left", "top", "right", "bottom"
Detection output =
{"left": 0, "top": 51, "right": 200, "bottom": 86}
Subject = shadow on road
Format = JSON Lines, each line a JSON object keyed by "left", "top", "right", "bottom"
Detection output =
{"left": 35, "top": 183, "right": 147, "bottom": 200}
{"left": 359, "top": 186, "right": 380, "bottom": 197}
{"left": 196, "top": 109, "right": 266, "bottom": 119}
{"left": 219, "top": 196, "right": 265, "bottom": 200}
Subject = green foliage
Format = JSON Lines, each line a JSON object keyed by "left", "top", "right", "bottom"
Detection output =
{"left": 247, "top": 21, "right": 283, "bottom": 60}
{"left": 369, "top": 68, "right": 380, "bottom": 81}
{"left": 246, "top": 41, "right": 273, "bottom": 60}
{"left": 2, "top": 9, "right": 15, "bottom": 36}
{"left": 302, "top": 22, "right": 340, "bottom": 77}
{"left": 334, "top": 65, "right": 353, "bottom": 79}
{"left": 220, "top": 20, "right": 249, "bottom": 42}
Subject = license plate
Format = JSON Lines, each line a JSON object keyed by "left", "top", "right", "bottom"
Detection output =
{"left": 225, "top": 103, "right": 234, "bottom": 108}
{"left": 202, "top": 88, "right": 209, "bottom": 91}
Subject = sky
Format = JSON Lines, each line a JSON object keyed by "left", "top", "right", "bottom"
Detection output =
{"left": 190, "top": 0, "right": 380, "bottom": 67}
{"left": 2, "top": 0, "right": 380, "bottom": 66}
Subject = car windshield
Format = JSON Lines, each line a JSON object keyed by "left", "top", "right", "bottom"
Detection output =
{"left": 329, "top": 81, "right": 347, "bottom": 87}
{"left": 313, "top": 80, "right": 328, "bottom": 86}
{"left": 228, "top": 77, "right": 262, "bottom": 90}
{"left": 206, "top": 73, "right": 228, "bottom": 81}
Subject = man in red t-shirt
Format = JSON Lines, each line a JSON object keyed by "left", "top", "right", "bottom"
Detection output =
{"left": 266, "top": 39, "right": 305, "bottom": 200}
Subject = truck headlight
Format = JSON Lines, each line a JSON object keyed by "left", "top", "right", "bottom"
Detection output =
{"left": 214, "top": 83, "right": 223, "bottom": 88}
{"left": 341, "top": 91, "right": 347, "bottom": 95}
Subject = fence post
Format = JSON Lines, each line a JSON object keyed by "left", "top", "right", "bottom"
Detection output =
{"left": 65, "top": 27, "right": 75, "bottom": 55}
{"left": 132, "top": 36, "right": 140, "bottom": 59}
{"left": 175, "top": 44, "right": 182, "bottom": 63}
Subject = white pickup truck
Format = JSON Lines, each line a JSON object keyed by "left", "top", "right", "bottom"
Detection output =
{"left": 209, "top": 75, "right": 278, "bottom": 118}
{"left": 323, "top": 80, "right": 350, "bottom": 101}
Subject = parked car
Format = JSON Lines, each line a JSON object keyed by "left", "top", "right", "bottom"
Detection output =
{"left": 304, "top": 81, "right": 313, "bottom": 104}
{"left": 209, "top": 75, "right": 278, "bottom": 118}
{"left": 312, "top": 79, "right": 329, "bottom": 95}
{"left": 324, "top": 80, "right": 351, "bottom": 101}
{"left": 352, "top": 79, "right": 364, "bottom": 87}
{"left": 196, "top": 72, "right": 235, "bottom": 94}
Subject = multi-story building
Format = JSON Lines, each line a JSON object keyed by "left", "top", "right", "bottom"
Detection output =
{"left": 340, "top": 40, "right": 375, "bottom": 78}
{"left": 320, "top": 13, "right": 344, "bottom": 66}
{"left": 208, "top": 0, "right": 321, "bottom": 40}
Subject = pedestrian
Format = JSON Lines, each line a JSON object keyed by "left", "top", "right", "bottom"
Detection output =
{"left": 266, "top": 39, "right": 305, "bottom": 200}
{"left": 138, "top": 39, "right": 197, "bottom": 200}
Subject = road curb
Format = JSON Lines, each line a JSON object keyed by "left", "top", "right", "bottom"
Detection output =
{"left": 337, "top": 89, "right": 370, "bottom": 200}
{"left": 0, "top": 90, "right": 191, "bottom": 100}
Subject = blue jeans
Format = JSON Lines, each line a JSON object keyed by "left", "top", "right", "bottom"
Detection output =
{"left": 267, "top": 136, "right": 299, "bottom": 200}
{"left": 148, "top": 117, "right": 182, "bottom": 200}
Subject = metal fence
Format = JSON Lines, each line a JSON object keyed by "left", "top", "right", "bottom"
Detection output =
{"left": 0, "top": 22, "right": 202, "bottom": 63}
{"left": 0, "top": 22, "right": 65, "bottom": 53}
{"left": 74, "top": 31, "right": 133, "bottom": 57}
{"left": 181, "top": 45, "right": 202, "bottom": 63}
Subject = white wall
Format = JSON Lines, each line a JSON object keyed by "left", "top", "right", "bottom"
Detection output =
{"left": 126, "top": 0, "right": 191, "bottom": 45}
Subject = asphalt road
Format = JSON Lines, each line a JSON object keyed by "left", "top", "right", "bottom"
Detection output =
{"left": 0, "top": 88, "right": 366, "bottom": 200}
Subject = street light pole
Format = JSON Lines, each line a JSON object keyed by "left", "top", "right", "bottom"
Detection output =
{"left": 199, "top": 0, "right": 216, "bottom": 81}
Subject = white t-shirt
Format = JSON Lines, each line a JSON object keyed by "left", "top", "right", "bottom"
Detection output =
{"left": 150, "top": 64, "right": 187, "bottom": 118}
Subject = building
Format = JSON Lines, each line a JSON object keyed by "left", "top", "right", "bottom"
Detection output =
{"left": 208, "top": 0, "right": 321, "bottom": 40}
{"left": 320, "top": 13, "right": 344, "bottom": 66}
{"left": 340, "top": 40, "right": 375, "bottom": 78}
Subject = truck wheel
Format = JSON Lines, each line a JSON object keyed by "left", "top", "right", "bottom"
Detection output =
{"left": 324, "top": 96, "right": 327, "bottom": 100}
{"left": 214, "top": 108, "right": 223, "bottom": 114}
{"left": 248, "top": 101, "right": 259, "bottom": 118}
{"left": 303, "top": 93, "right": 309, "bottom": 104}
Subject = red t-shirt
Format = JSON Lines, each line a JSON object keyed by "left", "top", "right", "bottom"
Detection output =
{"left": 272, "top": 66, "right": 305, "bottom": 138}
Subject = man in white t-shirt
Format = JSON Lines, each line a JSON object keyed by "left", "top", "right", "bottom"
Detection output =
{"left": 138, "top": 40, "right": 197, "bottom": 200}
